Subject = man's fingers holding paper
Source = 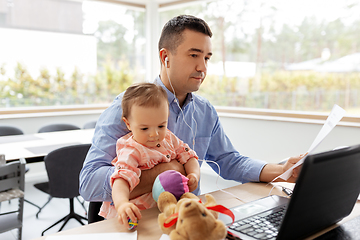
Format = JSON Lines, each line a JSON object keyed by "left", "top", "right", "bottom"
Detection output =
{"left": 284, "top": 153, "right": 308, "bottom": 181}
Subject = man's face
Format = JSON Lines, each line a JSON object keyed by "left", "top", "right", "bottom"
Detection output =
{"left": 166, "top": 29, "right": 212, "bottom": 98}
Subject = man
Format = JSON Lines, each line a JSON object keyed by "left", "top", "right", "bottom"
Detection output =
{"left": 79, "top": 15, "right": 302, "bottom": 205}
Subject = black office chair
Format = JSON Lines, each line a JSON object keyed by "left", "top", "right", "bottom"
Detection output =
{"left": 38, "top": 143, "right": 91, "bottom": 236}
{"left": 0, "top": 126, "right": 42, "bottom": 211}
{"left": 33, "top": 123, "right": 85, "bottom": 217}
{"left": 38, "top": 123, "right": 80, "bottom": 133}
{"left": 83, "top": 121, "right": 97, "bottom": 129}
{"left": 0, "top": 126, "right": 24, "bottom": 136}
{"left": 88, "top": 202, "right": 105, "bottom": 224}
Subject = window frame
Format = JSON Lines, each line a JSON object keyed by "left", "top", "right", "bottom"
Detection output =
{"left": 1, "top": 105, "right": 358, "bottom": 128}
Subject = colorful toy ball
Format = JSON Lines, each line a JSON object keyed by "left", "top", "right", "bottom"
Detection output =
{"left": 128, "top": 217, "right": 138, "bottom": 230}
{"left": 152, "top": 170, "right": 189, "bottom": 202}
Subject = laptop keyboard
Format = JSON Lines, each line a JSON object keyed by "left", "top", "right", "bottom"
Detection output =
{"left": 228, "top": 206, "right": 287, "bottom": 240}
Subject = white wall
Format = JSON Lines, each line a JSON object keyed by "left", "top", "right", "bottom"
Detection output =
{"left": 219, "top": 115, "right": 360, "bottom": 163}
{"left": 3, "top": 112, "right": 358, "bottom": 156}
{"left": 1, "top": 111, "right": 359, "bottom": 192}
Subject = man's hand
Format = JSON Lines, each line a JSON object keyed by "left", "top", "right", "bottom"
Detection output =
{"left": 129, "top": 160, "right": 186, "bottom": 199}
{"left": 260, "top": 153, "right": 307, "bottom": 183}
{"left": 281, "top": 153, "right": 308, "bottom": 182}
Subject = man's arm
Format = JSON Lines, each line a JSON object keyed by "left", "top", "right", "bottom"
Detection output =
{"left": 79, "top": 96, "right": 128, "bottom": 202}
{"left": 129, "top": 159, "right": 186, "bottom": 199}
{"left": 259, "top": 154, "right": 307, "bottom": 183}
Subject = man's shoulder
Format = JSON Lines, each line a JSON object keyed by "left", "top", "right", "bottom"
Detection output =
{"left": 193, "top": 94, "right": 216, "bottom": 111}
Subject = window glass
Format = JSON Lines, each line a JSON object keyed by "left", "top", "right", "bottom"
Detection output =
{"left": 160, "top": 0, "right": 360, "bottom": 116}
{"left": 1, "top": 0, "right": 359, "bottom": 117}
{"left": 0, "top": 0, "right": 144, "bottom": 107}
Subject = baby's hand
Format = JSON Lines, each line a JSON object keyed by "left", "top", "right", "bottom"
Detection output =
{"left": 116, "top": 202, "right": 142, "bottom": 229}
{"left": 187, "top": 173, "right": 199, "bottom": 192}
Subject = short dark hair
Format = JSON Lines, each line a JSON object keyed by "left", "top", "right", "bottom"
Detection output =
{"left": 158, "top": 15, "right": 212, "bottom": 54}
{"left": 122, "top": 83, "right": 169, "bottom": 119}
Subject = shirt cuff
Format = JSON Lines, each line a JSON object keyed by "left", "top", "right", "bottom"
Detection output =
{"left": 243, "top": 158, "right": 267, "bottom": 183}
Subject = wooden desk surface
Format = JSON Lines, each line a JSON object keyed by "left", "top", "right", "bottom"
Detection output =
{"left": 32, "top": 182, "right": 360, "bottom": 240}
{"left": 0, "top": 129, "right": 94, "bottom": 161}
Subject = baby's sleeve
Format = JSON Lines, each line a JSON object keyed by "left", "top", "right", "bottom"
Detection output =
{"left": 170, "top": 131, "right": 198, "bottom": 164}
{"left": 110, "top": 142, "right": 142, "bottom": 191}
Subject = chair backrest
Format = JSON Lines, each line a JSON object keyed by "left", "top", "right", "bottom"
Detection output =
{"left": 0, "top": 158, "right": 25, "bottom": 193}
{"left": 0, "top": 158, "right": 25, "bottom": 239}
{"left": 44, "top": 143, "right": 91, "bottom": 198}
{"left": 83, "top": 121, "right": 97, "bottom": 129}
{"left": 0, "top": 126, "right": 24, "bottom": 137}
{"left": 38, "top": 123, "right": 80, "bottom": 133}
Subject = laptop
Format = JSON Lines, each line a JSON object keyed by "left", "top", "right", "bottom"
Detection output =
{"left": 219, "top": 144, "right": 360, "bottom": 240}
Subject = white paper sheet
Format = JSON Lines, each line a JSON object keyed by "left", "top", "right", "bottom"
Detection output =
{"left": 46, "top": 232, "right": 137, "bottom": 240}
{"left": 274, "top": 104, "right": 346, "bottom": 181}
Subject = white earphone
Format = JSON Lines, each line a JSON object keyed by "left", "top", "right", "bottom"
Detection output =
{"left": 165, "top": 57, "right": 169, "bottom": 68}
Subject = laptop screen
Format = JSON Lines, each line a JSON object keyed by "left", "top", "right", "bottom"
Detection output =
{"left": 277, "top": 144, "right": 360, "bottom": 240}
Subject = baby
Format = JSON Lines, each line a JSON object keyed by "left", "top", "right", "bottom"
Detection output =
{"left": 99, "top": 82, "right": 200, "bottom": 228}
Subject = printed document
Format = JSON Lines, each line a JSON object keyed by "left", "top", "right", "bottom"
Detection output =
{"left": 275, "top": 104, "right": 346, "bottom": 181}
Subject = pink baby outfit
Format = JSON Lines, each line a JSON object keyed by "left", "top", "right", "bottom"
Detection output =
{"left": 99, "top": 129, "right": 198, "bottom": 219}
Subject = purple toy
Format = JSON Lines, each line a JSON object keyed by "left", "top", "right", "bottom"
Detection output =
{"left": 152, "top": 170, "right": 189, "bottom": 202}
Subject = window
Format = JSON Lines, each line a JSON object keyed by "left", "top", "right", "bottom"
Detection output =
{"left": 1, "top": 0, "right": 359, "bottom": 117}
{"left": 160, "top": 0, "right": 360, "bottom": 116}
{"left": 0, "top": 0, "right": 145, "bottom": 107}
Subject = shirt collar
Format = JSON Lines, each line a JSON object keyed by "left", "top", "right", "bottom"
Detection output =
{"left": 154, "top": 76, "right": 194, "bottom": 108}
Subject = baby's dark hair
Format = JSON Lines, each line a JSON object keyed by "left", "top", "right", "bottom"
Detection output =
{"left": 158, "top": 15, "right": 212, "bottom": 54}
{"left": 122, "top": 83, "right": 169, "bottom": 119}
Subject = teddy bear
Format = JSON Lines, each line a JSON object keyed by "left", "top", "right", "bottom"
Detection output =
{"left": 157, "top": 191, "right": 228, "bottom": 240}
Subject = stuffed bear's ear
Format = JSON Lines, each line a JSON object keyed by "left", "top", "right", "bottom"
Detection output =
{"left": 158, "top": 191, "right": 177, "bottom": 213}
{"left": 204, "top": 194, "right": 219, "bottom": 219}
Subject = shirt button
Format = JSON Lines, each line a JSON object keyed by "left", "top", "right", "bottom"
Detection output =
{"left": 157, "top": 144, "right": 161, "bottom": 147}
{"left": 185, "top": 148, "right": 189, "bottom": 151}
{"left": 166, "top": 155, "right": 170, "bottom": 158}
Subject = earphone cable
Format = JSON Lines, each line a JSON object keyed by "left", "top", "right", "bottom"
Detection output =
{"left": 165, "top": 66, "right": 244, "bottom": 203}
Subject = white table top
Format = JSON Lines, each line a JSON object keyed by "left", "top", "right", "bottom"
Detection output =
{"left": 0, "top": 129, "right": 94, "bottom": 161}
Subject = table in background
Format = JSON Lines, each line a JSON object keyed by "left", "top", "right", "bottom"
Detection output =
{"left": 32, "top": 182, "right": 360, "bottom": 240}
{"left": 0, "top": 129, "right": 94, "bottom": 162}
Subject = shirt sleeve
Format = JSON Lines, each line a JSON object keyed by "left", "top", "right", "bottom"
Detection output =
{"left": 110, "top": 138, "right": 142, "bottom": 191}
{"left": 79, "top": 93, "right": 130, "bottom": 202}
{"left": 169, "top": 130, "right": 198, "bottom": 164}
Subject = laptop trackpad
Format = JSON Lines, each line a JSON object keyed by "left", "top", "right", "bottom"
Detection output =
{"left": 219, "top": 195, "right": 289, "bottom": 224}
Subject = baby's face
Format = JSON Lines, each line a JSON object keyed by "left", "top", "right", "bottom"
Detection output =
{"left": 125, "top": 101, "right": 168, "bottom": 148}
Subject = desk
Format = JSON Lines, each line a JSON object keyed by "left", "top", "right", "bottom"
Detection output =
{"left": 32, "top": 182, "right": 360, "bottom": 240}
{"left": 0, "top": 129, "right": 94, "bottom": 161}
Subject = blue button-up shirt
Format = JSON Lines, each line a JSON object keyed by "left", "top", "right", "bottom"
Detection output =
{"left": 79, "top": 76, "right": 266, "bottom": 202}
